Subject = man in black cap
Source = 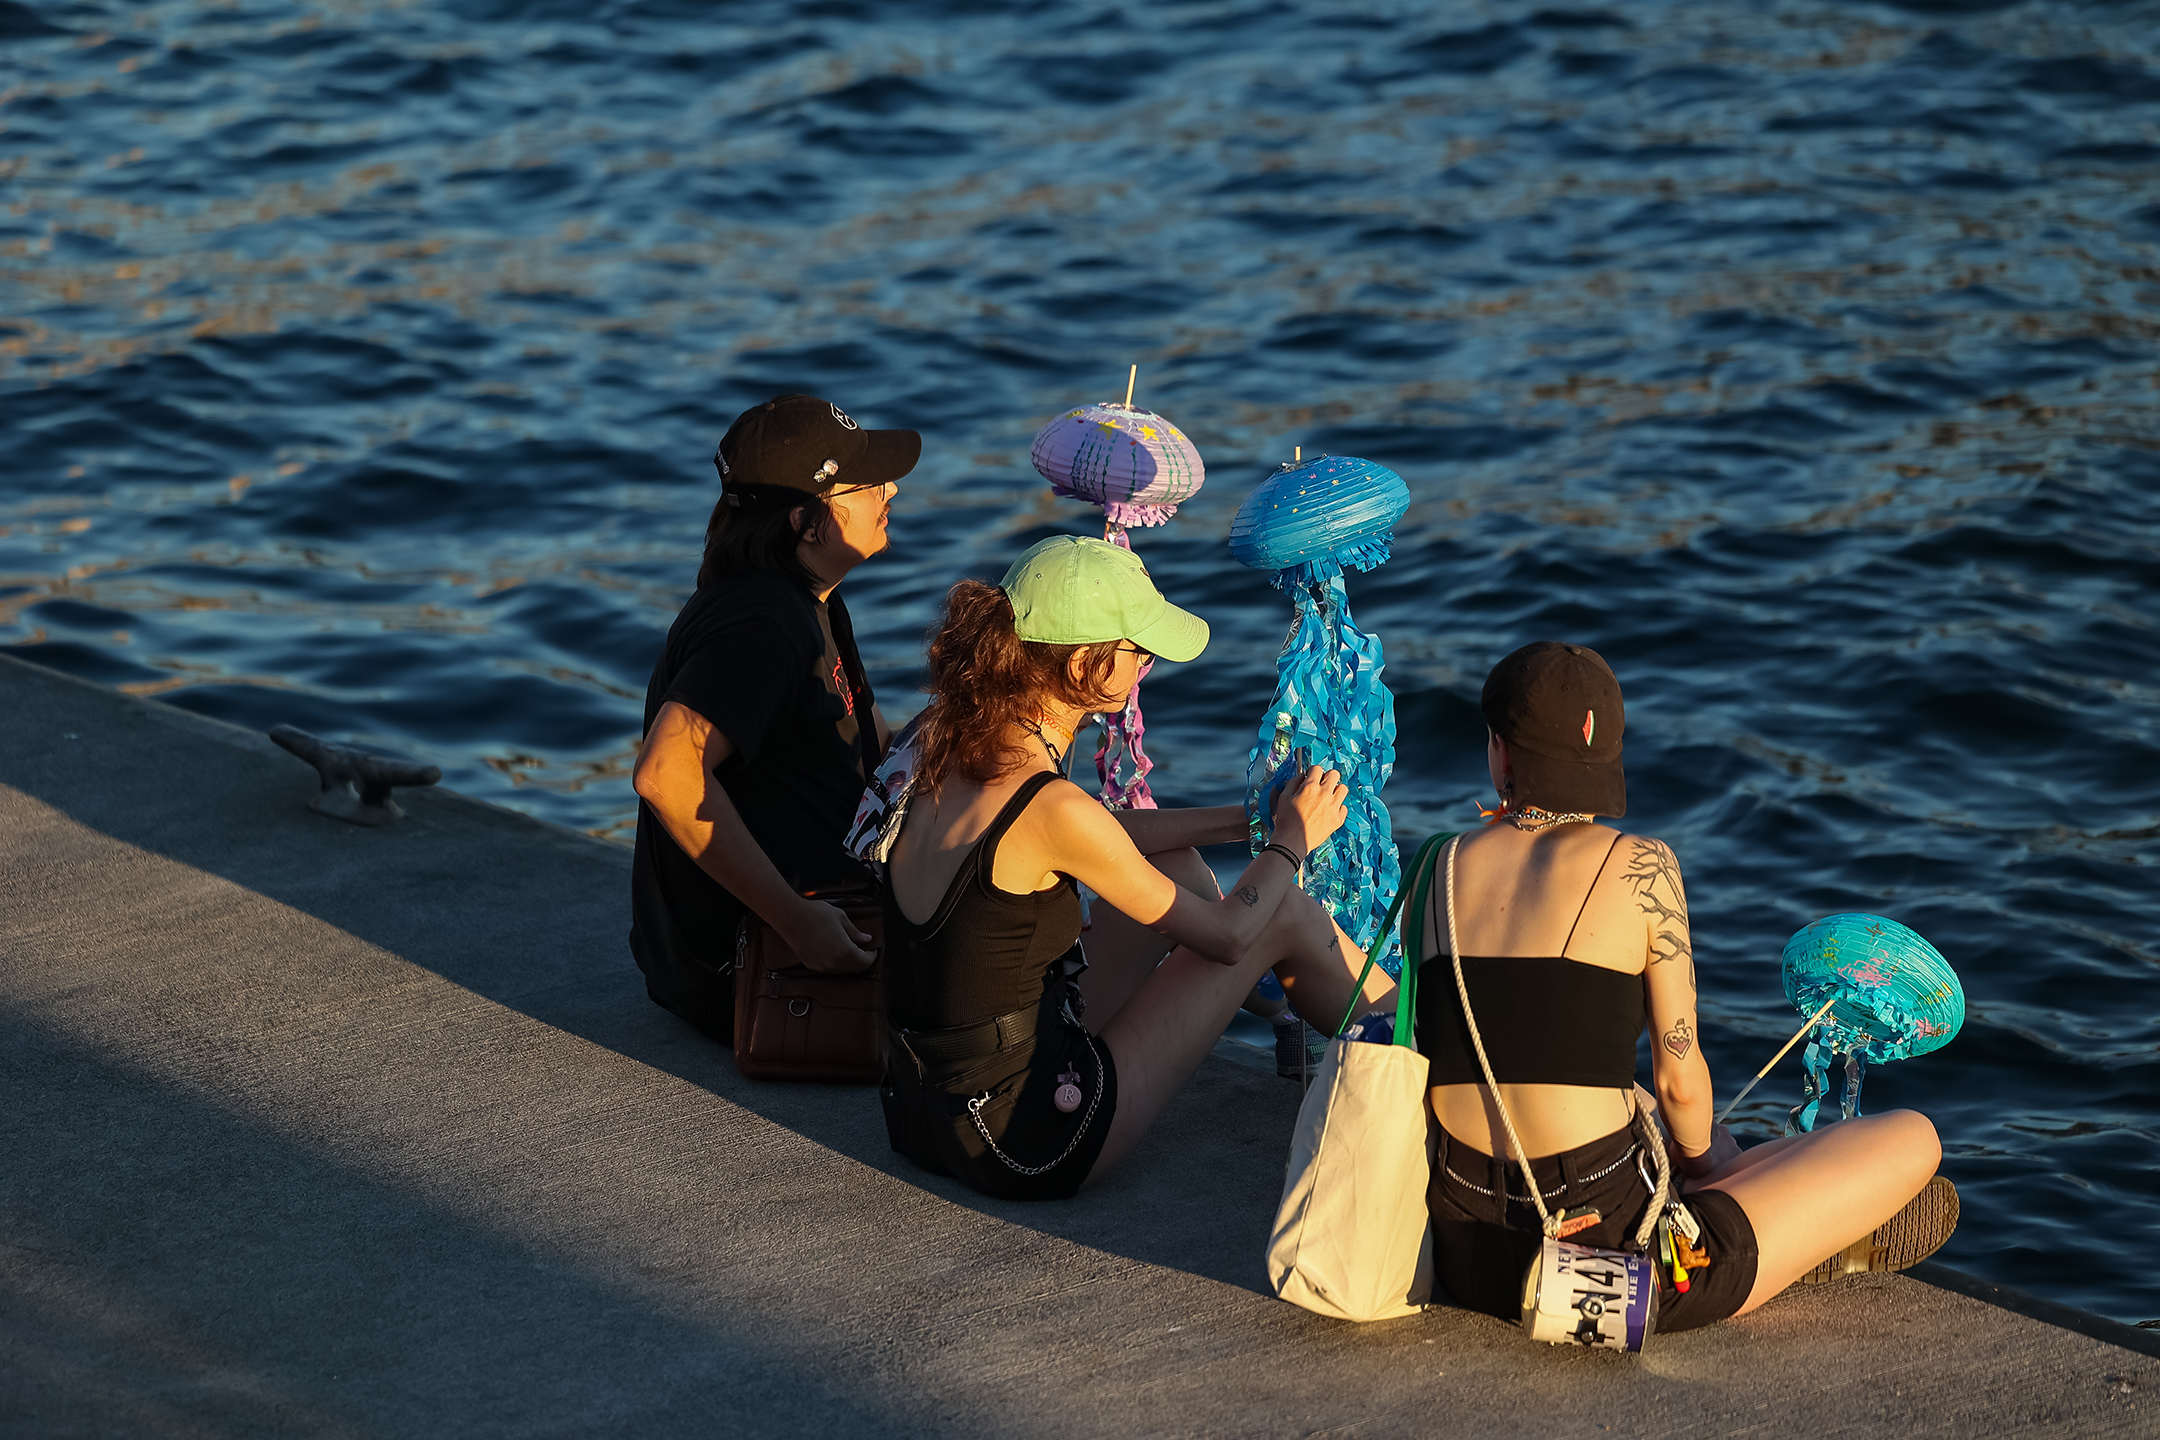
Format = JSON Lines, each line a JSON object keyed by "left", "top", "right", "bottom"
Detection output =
{"left": 630, "top": 394, "right": 921, "bottom": 1038}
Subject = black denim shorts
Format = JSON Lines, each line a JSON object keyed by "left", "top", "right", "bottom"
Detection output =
{"left": 882, "top": 1011, "right": 1117, "bottom": 1202}
{"left": 1430, "top": 1123, "right": 1759, "bottom": 1334}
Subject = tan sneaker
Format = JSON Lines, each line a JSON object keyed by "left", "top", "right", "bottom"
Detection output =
{"left": 1798, "top": 1175, "right": 1960, "bottom": 1285}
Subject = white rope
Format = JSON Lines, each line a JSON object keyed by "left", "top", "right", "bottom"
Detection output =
{"left": 1442, "top": 835, "right": 1670, "bottom": 1249}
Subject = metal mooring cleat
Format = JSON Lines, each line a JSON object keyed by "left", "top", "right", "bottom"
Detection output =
{"left": 270, "top": 724, "right": 441, "bottom": 827}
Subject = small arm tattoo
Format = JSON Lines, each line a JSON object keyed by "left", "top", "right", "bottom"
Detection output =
{"left": 1235, "top": 884, "right": 1260, "bottom": 908}
{"left": 1662, "top": 1016, "right": 1694, "bottom": 1060}
{"left": 1623, "top": 838, "right": 1696, "bottom": 992}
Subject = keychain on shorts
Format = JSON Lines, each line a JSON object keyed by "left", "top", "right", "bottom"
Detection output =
{"left": 1554, "top": 1206, "right": 1602, "bottom": 1240}
{"left": 1660, "top": 1199, "right": 1709, "bottom": 1291}
{"left": 1054, "top": 1066, "right": 1084, "bottom": 1113}
{"left": 1668, "top": 1199, "right": 1708, "bottom": 1278}
{"left": 1658, "top": 1217, "right": 1690, "bottom": 1294}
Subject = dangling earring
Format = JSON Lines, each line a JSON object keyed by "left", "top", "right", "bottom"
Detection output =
{"left": 1477, "top": 775, "right": 1516, "bottom": 825}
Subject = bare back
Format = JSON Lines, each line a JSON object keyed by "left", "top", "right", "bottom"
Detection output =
{"left": 888, "top": 729, "right": 1359, "bottom": 976}
{"left": 887, "top": 762, "right": 1068, "bottom": 927}
{"left": 1423, "top": 822, "right": 1695, "bottom": 1159}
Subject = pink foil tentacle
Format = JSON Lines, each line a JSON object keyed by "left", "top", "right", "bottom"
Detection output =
{"left": 1095, "top": 520, "right": 1158, "bottom": 808}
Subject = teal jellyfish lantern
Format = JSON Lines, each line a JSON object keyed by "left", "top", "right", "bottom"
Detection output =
{"left": 1780, "top": 913, "right": 1964, "bottom": 1133}
{"left": 1230, "top": 453, "right": 1410, "bottom": 971}
{"left": 1030, "top": 378, "right": 1206, "bottom": 809}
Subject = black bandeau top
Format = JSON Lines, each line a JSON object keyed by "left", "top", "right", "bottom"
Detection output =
{"left": 1417, "top": 955, "right": 1645, "bottom": 1089}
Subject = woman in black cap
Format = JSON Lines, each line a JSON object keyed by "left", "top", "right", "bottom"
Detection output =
{"left": 630, "top": 394, "right": 922, "bottom": 1034}
{"left": 1410, "top": 641, "right": 1957, "bottom": 1332}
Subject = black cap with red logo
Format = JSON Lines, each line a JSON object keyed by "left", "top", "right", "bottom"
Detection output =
{"left": 715, "top": 394, "right": 921, "bottom": 508}
{"left": 1480, "top": 641, "right": 1627, "bottom": 818}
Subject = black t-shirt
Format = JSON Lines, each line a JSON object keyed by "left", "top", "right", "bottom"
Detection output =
{"left": 629, "top": 570, "right": 875, "bottom": 1022}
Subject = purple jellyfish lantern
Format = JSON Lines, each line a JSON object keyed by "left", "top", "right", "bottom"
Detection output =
{"left": 1030, "top": 377, "right": 1206, "bottom": 809}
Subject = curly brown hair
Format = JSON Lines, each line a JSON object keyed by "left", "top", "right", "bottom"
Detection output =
{"left": 915, "top": 579, "right": 1124, "bottom": 791}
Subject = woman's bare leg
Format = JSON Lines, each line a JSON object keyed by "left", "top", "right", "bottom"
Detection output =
{"left": 1274, "top": 893, "right": 1397, "bottom": 1038}
{"left": 1076, "top": 848, "right": 1219, "bottom": 1032}
{"left": 1698, "top": 1109, "right": 1941, "bottom": 1313}
{"left": 1085, "top": 890, "right": 1389, "bottom": 1185}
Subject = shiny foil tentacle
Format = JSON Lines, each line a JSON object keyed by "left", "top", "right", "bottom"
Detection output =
{"left": 1242, "top": 575, "right": 1402, "bottom": 972}
{"left": 1094, "top": 520, "right": 1157, "bottom": 809}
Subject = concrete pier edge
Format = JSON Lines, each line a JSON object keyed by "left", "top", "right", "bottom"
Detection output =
{"left": 4, "top": 649, "right": 2152, "bottom": 1437}
{"left": 1906, "top": 1262, "right": 2160, "bottom": 1360}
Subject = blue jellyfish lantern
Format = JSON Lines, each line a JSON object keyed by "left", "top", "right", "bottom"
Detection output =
{"left": 1229, "top": 454, "right": 1411, "bottom": 971}
{"left": 1780, "top": 913, "right": 1964, "bottom": 1133}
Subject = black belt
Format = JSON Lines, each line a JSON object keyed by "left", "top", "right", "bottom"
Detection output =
{"left": 892, "top": 1002, "right": 1041, "bottom": 1063}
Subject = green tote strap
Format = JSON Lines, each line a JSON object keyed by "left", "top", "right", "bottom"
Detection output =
{"left": 1331, "top": 831, "right": 1460, "bottom": 1043}
{"left": 1395, "top": 831, "right": 1451, "bottom": 1048}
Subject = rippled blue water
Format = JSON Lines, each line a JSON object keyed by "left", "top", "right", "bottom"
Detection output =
{"left": 5, "top": 0, "right": 2156, "bottom": 1325}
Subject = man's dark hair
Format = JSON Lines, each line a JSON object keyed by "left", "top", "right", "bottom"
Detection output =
{"left": 696, "top": 489, "right": 830, "bottom": 590}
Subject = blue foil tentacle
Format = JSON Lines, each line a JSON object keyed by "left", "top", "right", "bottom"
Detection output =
{"left": 1243, "top": 576, "right": 1402, "bottom": 974}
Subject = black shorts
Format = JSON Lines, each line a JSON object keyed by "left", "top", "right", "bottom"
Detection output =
{"left": 882, "top": 1003, "right": 1118, "bottom": 1202}
{"left": 1429, "top": 1123, "right": 1759, "bottom": 1334}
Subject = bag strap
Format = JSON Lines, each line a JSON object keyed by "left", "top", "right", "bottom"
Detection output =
{"left": 1331, "top": 831, "right": 1457, "bottom": 1042}
{"left": 1395, "top": 830, "right": 1448, "bottom": 1049}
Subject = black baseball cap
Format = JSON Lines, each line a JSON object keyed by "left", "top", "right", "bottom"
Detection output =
{"left": 1480, "top": 641, "right": 1626, "bottom": 818}
{"left": 714, "top": 394, "right": 920, "bottom": 506}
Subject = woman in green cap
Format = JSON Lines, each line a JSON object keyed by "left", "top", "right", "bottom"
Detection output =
{"left": 877, "top": 535, "right": 1385, "bottom": 1200}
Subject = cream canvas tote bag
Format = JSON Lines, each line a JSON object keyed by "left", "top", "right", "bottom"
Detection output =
{"left": 1267, "top": 833, "right": 1452, "bottom": 1323}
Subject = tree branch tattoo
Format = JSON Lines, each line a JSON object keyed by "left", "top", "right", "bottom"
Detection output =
{"left": 1623, "top": 838, "right": 1695, "bottom": 992}
{"left": 1662, "top": 1015, "right": 1694, "bottom": 1060}
{"left": 1235, "top": 884, "right": 1260, "bottom": 908}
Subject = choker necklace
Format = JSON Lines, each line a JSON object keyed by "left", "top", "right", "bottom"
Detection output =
{"left": 1510, "top": 804, "right": 1594, "bottom": 835}
{"left": 1018, "top": 718, "right": 1071, "bottom": 776}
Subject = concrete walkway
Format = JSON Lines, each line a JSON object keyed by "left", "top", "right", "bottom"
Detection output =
{"left": 2, "top": 652, "right": 2152, "bottom": 1438}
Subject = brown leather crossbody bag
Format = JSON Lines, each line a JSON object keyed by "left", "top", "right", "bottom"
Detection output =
{"left": 732, "top": 883, "right": 886, "bottom": 1083}
{"left": 730, "top": 592, "right": 887, "bottom": 1085}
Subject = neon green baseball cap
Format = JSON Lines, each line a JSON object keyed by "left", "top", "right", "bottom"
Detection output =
{"left": 999, "top": 535, "right": 1210, "bottom": 662}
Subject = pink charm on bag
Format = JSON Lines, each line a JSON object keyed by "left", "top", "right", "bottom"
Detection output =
{"left": 1054, "top": 1066, "right": 1084, "bottom": 1113}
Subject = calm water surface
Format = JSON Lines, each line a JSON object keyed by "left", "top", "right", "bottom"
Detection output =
{"left": 4, "top": 0, "right": 2157, "bottom": 1325}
